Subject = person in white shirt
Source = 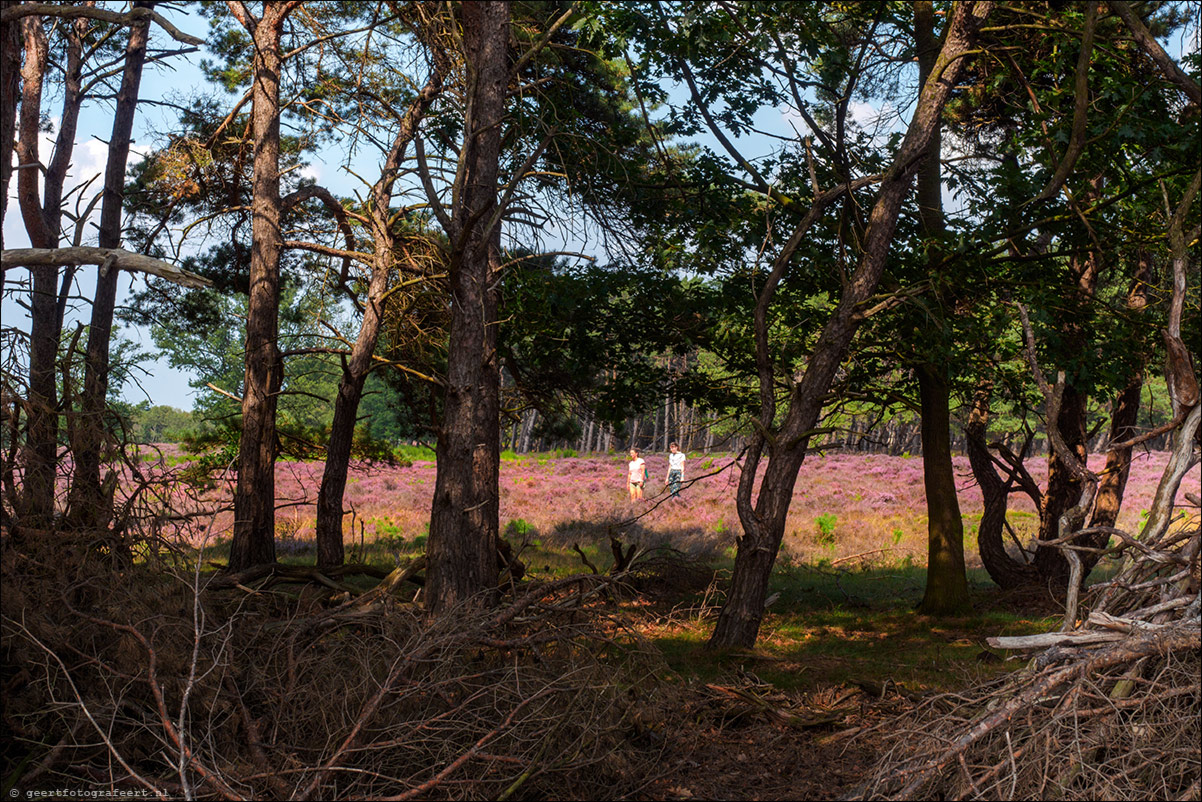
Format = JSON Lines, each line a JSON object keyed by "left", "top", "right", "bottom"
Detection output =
{"left": 627, "top": 448, "right": 647, "bottom": 501}
{"left": 665, "top": 442, "right": 685, "bottom": 498}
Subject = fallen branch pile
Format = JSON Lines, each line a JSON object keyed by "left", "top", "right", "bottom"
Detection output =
{"left": 857, "top": 485, "right": 1200, "bottom": 801}
{"left": 2, "top": 547, "right": 684, "bottom": 800}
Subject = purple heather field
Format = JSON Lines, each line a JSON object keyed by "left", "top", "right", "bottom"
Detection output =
{"left": 148, "top": 447, "right": 1200, "bottom": 567}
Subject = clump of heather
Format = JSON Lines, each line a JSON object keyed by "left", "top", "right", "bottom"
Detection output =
{"left": 125, "top": 446, "right": 1197, "bottom": 570}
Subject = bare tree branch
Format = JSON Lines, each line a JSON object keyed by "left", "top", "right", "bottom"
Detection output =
{"left": 2, "top": 246, "right": 212, "bottom": 288}
{"left": 0, "top": 3, "right": 204, "bottom": 46}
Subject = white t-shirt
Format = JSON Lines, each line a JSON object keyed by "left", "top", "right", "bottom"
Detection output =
{"left": 668, "top": 451, "right": 685, "bottom": 472}
{"left": 628, "top": 457, "right": 646, "bottom": 483}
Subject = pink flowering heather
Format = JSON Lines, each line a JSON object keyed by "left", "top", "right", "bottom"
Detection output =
{"left": 126, "top": 447, "right": 1198, "bottom": 568}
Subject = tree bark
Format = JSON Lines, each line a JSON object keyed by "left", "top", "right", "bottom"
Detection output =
{"left": 0, "top": 12, "right": 19, "bottom": 237}
{"left": 1032, "top": 242, "right": 1100, "bottom": 584}
{"left": 917, "top": 364, "right": 971, "bottom": 613}
{"left": 68, "top": 1, "right": 152, "bottom": 530}
{"left": 710, "top": 1, "right": 992, "bottom": 649}
{"left": 1032, "top": 383, "right": 1089, "bottom": 584}
{"left": 314, "top": 68, "right": 442, "bottom": 569}
{"left": 1086, "top": 256, "right": 1152, "bottom": 547}
{"left": 966, "top": 379, "right": 1036, "bottom": 588}
{"left": 1, "top": 248, "right": 210, "bottom": 285}
{"left": 1081, "top": 374, "right": 1141, "bottom": 547}
{"left": 425, "top": 0, "right": 509, "bottom": 613}
{"left": 229, "top": 2, "right": 293, "bottom": 571}
{"left": 913, "top": 0, "right": 970, "bottom": 614}
{"left": 315, "top": 269, "right": 386, "bottom": 569}
{"left": 16, "top": 15, "right": 56, "bottom": 528}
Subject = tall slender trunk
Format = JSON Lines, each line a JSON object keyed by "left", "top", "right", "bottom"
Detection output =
{"left": 917, "top": 364, "right": 970, "bottom": 612}
{"left": 425, "top": 0, "right": 509, "bottom": 613}
{"left": 229, "top": 3, "right": 291, "bottom": 571}
{"left": 0, "top": 14, "right": 19, "bottom": 238}
{"left": 15, "top": 16, "right": 55, "bottom": 527}
{"left": 314, "top": 267, "right": 388, "bottom": 568}
{"left": 313, "top": 67, "right": 442, "bottom": 569}
{"left": 710, "top": 1, "right": 991, "bottom": 649}
{"left": 914, "top": 0, "right": 969, "bottom": 614}
{"left": 16, "top": 12, "right": 85, "bottom": 528}
{"left": 519, "top": 410, "right": 534, "bottom": 453}
{"left": 69, "top": 2, "right": 152, "bottom": 530}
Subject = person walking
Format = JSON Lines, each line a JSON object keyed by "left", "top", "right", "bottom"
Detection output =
{"left": 665, "top": 442, "right": 685, "bottom": 498}
{"left": 627, "top": 448, "right": 647, "bottom": 502}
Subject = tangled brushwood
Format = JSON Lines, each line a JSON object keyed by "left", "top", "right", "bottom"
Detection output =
{"left": 2, "top": 542, "right": 684, "bottom": 800}
{"left": 858, "top": 491, "right": 1201, "bottom": 800}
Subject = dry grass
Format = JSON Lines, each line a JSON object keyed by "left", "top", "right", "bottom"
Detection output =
{"left": 2, "top": 537, "right": 689, "bottom": 800}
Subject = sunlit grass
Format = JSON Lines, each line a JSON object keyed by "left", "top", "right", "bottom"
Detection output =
{"left": 643, "top": 564, "right": 1059, "bottom": 693}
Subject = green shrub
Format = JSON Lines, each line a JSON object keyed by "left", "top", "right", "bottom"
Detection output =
{"left": 815, "top": 513, "right": 838, "bottom": 544}
{"left": 504, "top": 518, "right": 536, "bottom": 540}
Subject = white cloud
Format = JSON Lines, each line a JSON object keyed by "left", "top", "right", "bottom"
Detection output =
{"left": 847, "top": 100, "right": 907, "bottom": 137}
{"left": 780, "top": 106, "right": 815, "bottom": 138}
{"left": 4, "top": 121, "right": 154, "bottom": 249}
{"left": 298, "top": 162, "right": 322, "bottom": 182}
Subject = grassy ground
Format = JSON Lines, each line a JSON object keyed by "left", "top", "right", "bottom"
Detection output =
{"left": 198, "top": 526, "right": 1066, "bottom": 699}
{"left": 643, "top": 564, "right": 1061, "bottom": 692}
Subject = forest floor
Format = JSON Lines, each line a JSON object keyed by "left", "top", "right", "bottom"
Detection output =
{"left": 171, "top": 447, "right": 1193, "bottom": 800}
{"left": 9, "top": 449, "right": 1193, "bottom": 799}
{"left": 607, "top": 574, "right": 1065, "bottom": 800}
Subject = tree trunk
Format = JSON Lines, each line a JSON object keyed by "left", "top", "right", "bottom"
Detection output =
{"left": 313, "top": 65, "right": 441, "bottom": 569}
{"left": 1032, "top": 247, "right": 1100, "bottom": 585}
{"left": 917, "top": 363, "right": 971, "bottom": 613}
{"left": 425, "top": 0, "right": 509, "bottom": 613}
{"left": 914, "top": 0, "right": 969, "bottom": 614}
{"left": 651, "top": 405, "right": 660, "bottom": 453}
{"left": 15, "top": 16, "right": 57, "bottom": 528}
{"left": 314, "top": 268, "right": 387, "bottom": 569}
{"left": 229, "top": 3, "right": 291, "bottom": 571}
{"left": 519, "top": 410, "right": 534, "bottom": 453}
{"left": 0, "top": 13, "right": 19, "bottom": 237}
{"left": 1085, "top": 257, "right": 1152, "bottom": 548}
{"left": 69, "top": 2, "right": 152, "bottom": 530}
{"left": 1032, "top": 383, "right": 1089, "bottom": 584}
{"left": 710, "top": 1, "right": 992, "bottom": 649}
{"left": 967, "top": 379, "right": 1035, "bottom": 588}
{"left": 1088, "top": 376, "right": 1141, "bottom": 532}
